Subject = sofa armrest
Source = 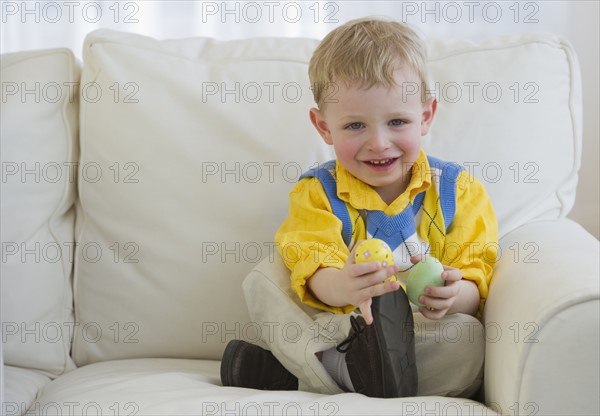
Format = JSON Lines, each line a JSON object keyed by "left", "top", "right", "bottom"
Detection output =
{"left": 484, "top": 219, "right": 599, "bottom": 415}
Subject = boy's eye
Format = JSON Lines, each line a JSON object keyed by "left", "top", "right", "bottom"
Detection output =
{"left": 389, "top": 119, "right": 406, "bottom": 126}
{"left": 346, "top": 122, "right": 364, "bottom": 130}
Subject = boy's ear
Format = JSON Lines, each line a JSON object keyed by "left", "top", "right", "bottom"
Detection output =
{"left": 420, "top": 97, "right": 437, "bottom": 136}
{"left": 309, "top": 108, "right": 333, "bottom": 145}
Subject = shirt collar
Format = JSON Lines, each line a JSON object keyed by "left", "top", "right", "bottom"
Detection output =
{"left": 335, "top": 150, "right": 432, "bottom": 214}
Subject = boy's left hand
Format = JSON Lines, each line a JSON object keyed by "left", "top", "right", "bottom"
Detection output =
{"left": 410, "top": 255, "right": 463, "bottom": 320}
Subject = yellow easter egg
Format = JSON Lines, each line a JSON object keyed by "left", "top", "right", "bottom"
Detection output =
{"left": 354, "top": 238, "right": 397, "bottom": 283}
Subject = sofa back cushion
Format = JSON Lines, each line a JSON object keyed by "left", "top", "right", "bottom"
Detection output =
{"left": 1, "top": 49, "right": 79, "bottom": 376}
{"left": 72, "top": 30, "right": 581, "bottom": 363}
{"left": 72, "top": 30, "right": 333, "bottom": 364}
{"left": 424, "top": 34, "right": 582, "bottom": 236}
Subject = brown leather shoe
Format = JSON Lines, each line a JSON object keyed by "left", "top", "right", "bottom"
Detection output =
{"left": 338, "top": 289, "right": 418, "bottom": 398}
{"left": 220, "top": 340, "right": 298, "bottom": 390}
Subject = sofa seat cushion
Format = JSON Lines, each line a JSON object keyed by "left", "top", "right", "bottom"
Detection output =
{"left": 3, "top": 366, "right": 51, "bottom": 416}
{"left": 28, "top": 358, "right": 496, "bottom": 415}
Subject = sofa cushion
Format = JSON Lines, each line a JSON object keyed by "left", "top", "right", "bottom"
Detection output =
{"left": 72, "top": 30, "right": 334, "bottom": 365}
{"left": 29, "top": 358, "right": 495, "bottom": 415}
{"left": 2, "top": 366, "right": 51, "bottom": 416}
{"left": 1, "top": 49, "right": 79, "bottom": 376}
{"left": 424, "top": 34, "right": 582, "bottom": 236}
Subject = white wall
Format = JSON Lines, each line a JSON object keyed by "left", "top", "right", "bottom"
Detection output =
{"left": 1, "top": 0, "right": 598, "bottom": 238}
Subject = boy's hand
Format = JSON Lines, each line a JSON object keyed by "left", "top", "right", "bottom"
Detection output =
{"left": 409, "top": 255, "right": 466, "bottom": 320}
{"left": 345, "top": 241, "right": 400, "bottom": 325}
{"left": 307, "top": 241, "right": 401, "bottom": 325}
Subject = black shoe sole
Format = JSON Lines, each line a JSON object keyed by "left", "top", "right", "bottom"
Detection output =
{"left": 220, "top": 339, "right": 242, "bottom": 387}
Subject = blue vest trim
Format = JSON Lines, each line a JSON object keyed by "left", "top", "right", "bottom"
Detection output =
{"left": 362, "top": 209, "right": 416, "bottom": 251}
{"left": 299, "top": 161, "right": 353, "bottom": 246}
{"left": 426, "top": 156, "right": 463, "bottom": 231}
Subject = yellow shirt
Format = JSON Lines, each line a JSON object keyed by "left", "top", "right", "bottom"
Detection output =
{"left": 275, "top": 150, "right": 498, "bottom": 318}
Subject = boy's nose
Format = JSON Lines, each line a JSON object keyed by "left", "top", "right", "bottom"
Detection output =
{"left": 366, "top": 129, "right": 391, "bottom": 151}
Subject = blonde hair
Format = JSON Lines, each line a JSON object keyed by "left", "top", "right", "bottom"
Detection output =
{"left": 308, "top": 17, "right": 430, "bottom": 108}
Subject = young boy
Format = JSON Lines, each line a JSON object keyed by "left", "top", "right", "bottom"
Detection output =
{"left": 221, "top": 17, "right": 497, "bottom": 398}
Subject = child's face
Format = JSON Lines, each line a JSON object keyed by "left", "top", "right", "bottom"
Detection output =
{"left": 310, "top": 69, "right": 436, "bottom": 204}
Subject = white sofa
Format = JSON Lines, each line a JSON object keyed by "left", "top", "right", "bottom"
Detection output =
{"left": 1, "top": 29, "right": 598, "bottom": 416}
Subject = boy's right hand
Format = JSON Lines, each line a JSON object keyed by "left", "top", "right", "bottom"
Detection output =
{"left": 307, "top": 241, "right": 401, "bottom": 325}
{"left": 345, "top": 242, "right": 400, "bottom": 325}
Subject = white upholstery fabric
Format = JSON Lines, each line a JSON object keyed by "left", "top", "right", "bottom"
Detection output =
{"left": 0, "top": 49, "right": 79, "bottom": 376}
{"left": 30, "top": 358, "right": 495, "bottom": 416}
{"left": 2, "top": 366, "right": 51, "bottom": 416}
{"left": 484, "top": 219, "right": 599, "bottom": 415}
{"left": 424, "top": 35, "right": 582, "bottom": 237}
{"left": 73, "top": 30, "right": 333, "bottom": 365}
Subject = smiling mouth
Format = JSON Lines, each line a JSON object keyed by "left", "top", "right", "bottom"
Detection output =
{"left": 365, "top": 158, "right": 397, "bottom": 166}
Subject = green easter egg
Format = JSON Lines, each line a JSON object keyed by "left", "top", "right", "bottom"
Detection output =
{"left": 406, "top": 257, "right": 444, "bottom": 306}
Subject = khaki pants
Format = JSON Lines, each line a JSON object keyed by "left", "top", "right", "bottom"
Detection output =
{"left": 243, "top": 256, "right": 483, "bottom": 397}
